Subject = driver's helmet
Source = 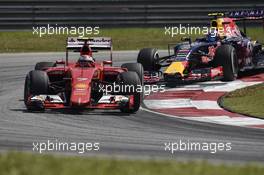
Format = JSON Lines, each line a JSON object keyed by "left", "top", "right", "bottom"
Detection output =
{"left": 206, "top": 31, "right": 218, "bottom": 42}
{"left": 78, "top": 55, "right": 94, "bottom": 67}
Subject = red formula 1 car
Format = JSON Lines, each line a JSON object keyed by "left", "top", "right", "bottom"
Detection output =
{"left": 137, "top": 10, "right": 264, "bottom": 84}
{"left": 24, "top": 37, "right": 144, "bottom": 113}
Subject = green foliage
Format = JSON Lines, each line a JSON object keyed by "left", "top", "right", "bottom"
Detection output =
{"left": 0, "top": 27, "right": 262, "bottom": 52}
{"left": 222, "top": 83, "right": 264, "bottom": 118}
{"left": 0, "top": 152, "right": 264, "bottom": 175}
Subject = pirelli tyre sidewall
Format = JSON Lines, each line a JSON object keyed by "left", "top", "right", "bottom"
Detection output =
{"left": 24, "top": 70, "right": 49, "bottom": 109}
{"left": 121, "top": 63, "right": 144, "bottom": 101}
{"left": 121, "top": 63, "right": 144, "bottom": 85}
{"left": 137, "top": 48, "right": 160, "bottom": 71}
{"left": 214, "top": 44, "right": 238, "bottom": 81}
{"left": 117, "top": 71, "right": 142, "bottom": 113}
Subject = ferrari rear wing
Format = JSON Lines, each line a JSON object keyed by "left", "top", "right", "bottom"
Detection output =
{"left": 65, "top": 37, "right": 113, "bottom": 65}
{"left": 66, "top": 37, "right": 112, "bottom": 51}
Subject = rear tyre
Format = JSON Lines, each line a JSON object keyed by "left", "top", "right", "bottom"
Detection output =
{"left": 118, "top": 71, "right": 142, "bottom": 113}
{"left": 24, "top": 70, "right": 49, "bottom": 110}
{"left": 213, "top": 45, "right": 238, "bottom": 81}
{"left": 35, "top": 62, "right": 55, "bottom": 70}
{"left": 137, "top": 48, "right": 160, "bottom": 71}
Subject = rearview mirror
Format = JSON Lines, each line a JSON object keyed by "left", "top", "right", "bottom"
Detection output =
{"left": 103, "top": 60, "right": 112, "bottom": 65}
{"left": 56, "top": 60, "right": 65, "bottom": 64}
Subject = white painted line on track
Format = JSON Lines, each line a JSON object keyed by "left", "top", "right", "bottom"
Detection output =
{"left": 144, "top": 99, "right": 192, "bottom": 109}
{"left": 186, "top": 116, "right": 264, "bottom": 126}
{"left": 165, "top": 80, "right": 262, "bottom": 92}
{"left": 203, "top": 81, "right": 262, "bottom": 92}
{"left": 166, "top": 87, "right": 202, "bottom": 92}
{"left": 144, "top": 99, "right": 222, "bottom": 110}
{"left": 191, "top": 100, "right": 222, "bottom": 110}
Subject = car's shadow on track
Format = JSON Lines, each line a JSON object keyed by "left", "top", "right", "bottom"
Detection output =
{"left": 10, "top": 107, "right": 131, "bottom": 116}
{"left": 238, "top": 68, "right": 264, "bottom": 77}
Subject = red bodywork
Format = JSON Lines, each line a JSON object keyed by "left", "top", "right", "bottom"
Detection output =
{"left": 26, "top": 61, "right": 134, "bottom": 110}
{"left": 26, "top": 37, "right": 137, "bottom": 111}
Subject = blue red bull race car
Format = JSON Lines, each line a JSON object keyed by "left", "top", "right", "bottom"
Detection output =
{"left": 137, "top": 10, "right": 264, "bottom": 84}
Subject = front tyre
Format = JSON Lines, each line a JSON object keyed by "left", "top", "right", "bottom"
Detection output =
{"left": 24, "top": 70, "right": 49, "bottom": 110}
{"left": 213, "top": 45, "right": 238, "bottom": 81}
{"left": 121, "top": 63, "right": 144, "bottom": 85}
{"left": 117, "top": 71, "right": 142, "bottom": 113}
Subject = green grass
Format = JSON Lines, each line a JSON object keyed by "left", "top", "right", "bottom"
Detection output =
{"left": 0, "top": 152, "right": 264, "bottom": 175}
{"left": 222, "top": 83, "right": 264, "bottom": 118}
{"left": 0, "top": 27, "right": 263, "bottom": 53}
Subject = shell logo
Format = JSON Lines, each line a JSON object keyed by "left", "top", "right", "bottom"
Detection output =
{"left": 75, "top": 83, "right": 88, "bottom": 89}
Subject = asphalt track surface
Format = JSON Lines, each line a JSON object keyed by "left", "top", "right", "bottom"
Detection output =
{"left": 0, "top": 51, "right": 263, "bottom": 163}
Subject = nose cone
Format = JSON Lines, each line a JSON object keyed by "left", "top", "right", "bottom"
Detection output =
{"left": 70, "top": 68, "right": 95, "bottom": 107}
{"left": 164, "top": 61, "right": 188, "bottom": 76}
{"left": 71, "top": 82, "right": 91, "bottom": 107}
